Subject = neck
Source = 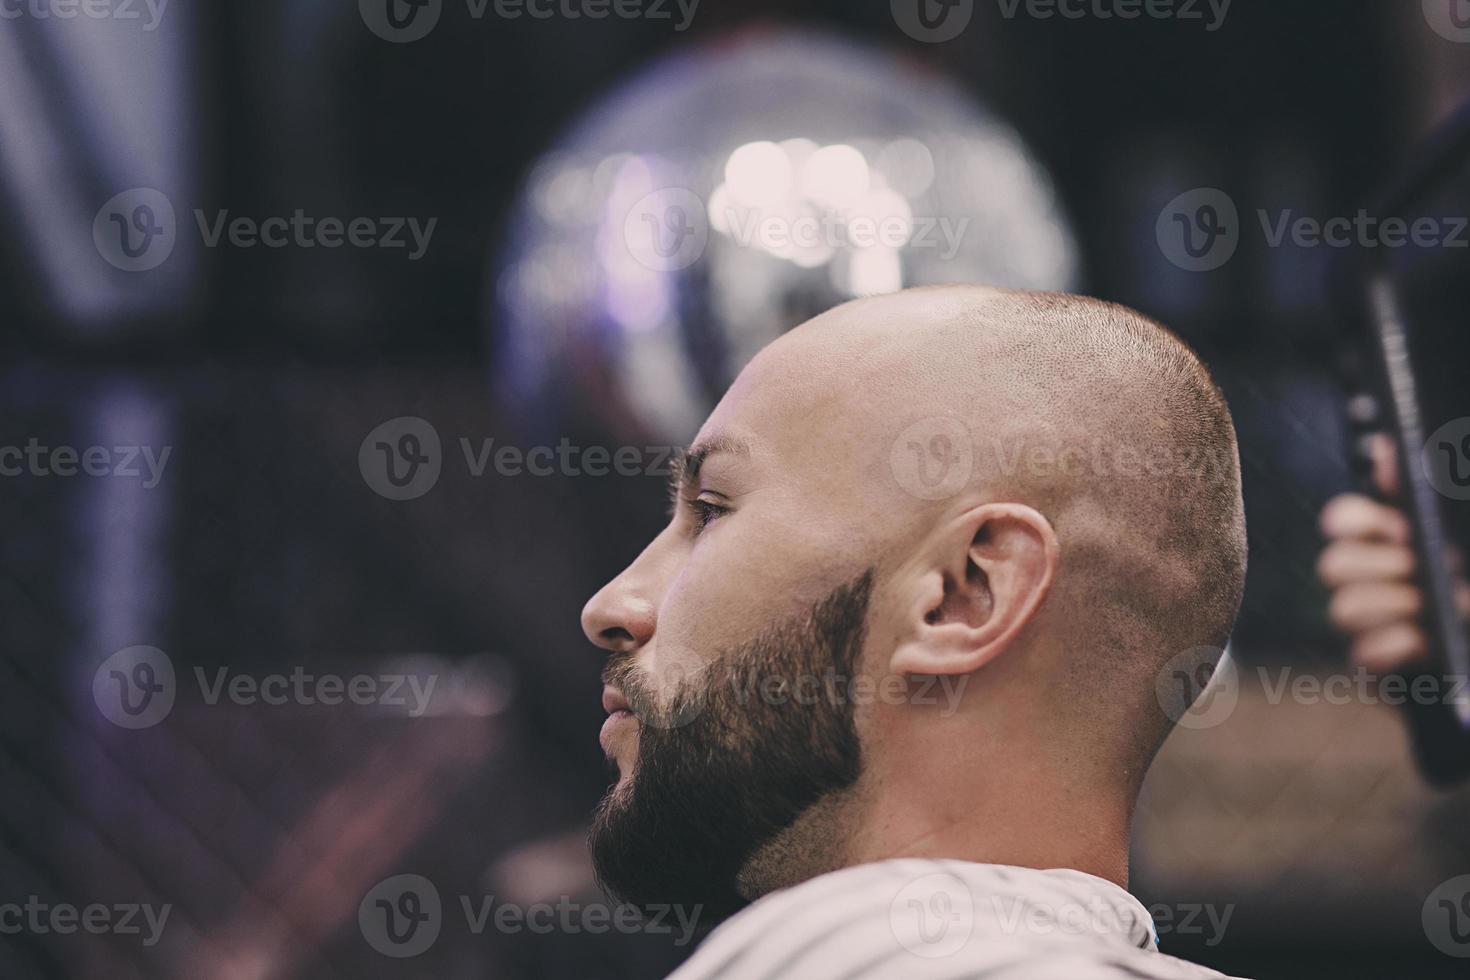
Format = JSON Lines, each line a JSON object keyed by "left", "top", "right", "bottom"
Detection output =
{"left": 851, "top": 761, "right": 1133, "bottom": 887}
{"left": 737, "top": 743, "right": 1133, "bottom": 901}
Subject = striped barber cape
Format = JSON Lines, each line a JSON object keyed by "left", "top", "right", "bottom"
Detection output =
{"left": 667, "top": 859, "right": 1244, "bottom": 979}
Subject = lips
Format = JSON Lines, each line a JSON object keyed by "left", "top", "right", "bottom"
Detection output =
{"left": 600, "top": 687, "right": 636, "bottom": 755}
{"left": 602, "top": 686, "right": 631, "bottom": 715}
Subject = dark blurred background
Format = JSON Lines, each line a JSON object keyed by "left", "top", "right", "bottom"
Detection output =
{"left": 4, "top": 1, "right": 1470, "bottom": 978}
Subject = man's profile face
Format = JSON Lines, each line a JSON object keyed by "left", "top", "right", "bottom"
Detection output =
{"left": 581, "top": 318, "right": 912, "bottom": 920}
{"left": 579, "top": 286, "right": 1249, "bottom": 926}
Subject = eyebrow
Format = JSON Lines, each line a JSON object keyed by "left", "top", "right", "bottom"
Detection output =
{"left": 668, "top": 434, "right": 751, "bottom": 500}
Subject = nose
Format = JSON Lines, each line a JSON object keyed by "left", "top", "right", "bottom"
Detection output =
{"left": 581, "top": 563, "right": 658, "bottom": 653}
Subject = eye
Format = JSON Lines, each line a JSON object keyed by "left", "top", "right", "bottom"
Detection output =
{"left": 687, "top": 494, "right": 730, "bottom": 534}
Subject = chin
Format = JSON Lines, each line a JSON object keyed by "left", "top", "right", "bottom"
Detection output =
{"left": 608, "top": 761, "right": 637, "bottom": 797}
{"left": 613, "top": 732, "right": 640, "bottom": 773}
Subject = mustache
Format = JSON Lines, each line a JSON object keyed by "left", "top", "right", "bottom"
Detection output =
{"left": 601, "top": 650, "right": 713, "bottom": 727}
{"left": 600, "top": 651, "right": 664, "bottom": 721}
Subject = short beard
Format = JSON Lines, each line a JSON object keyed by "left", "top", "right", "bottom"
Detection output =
{"left": 589, "top": 571, "right": 872, "bottom": 925}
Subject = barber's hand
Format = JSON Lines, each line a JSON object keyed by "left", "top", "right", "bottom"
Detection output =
{"left": 1318, "top": 435, "right": 1427, "bottom": 673}
{"left": 1317, "top": 434, "right": 1470, "bottom": 673}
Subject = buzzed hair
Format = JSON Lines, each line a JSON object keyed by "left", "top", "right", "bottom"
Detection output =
{"left": 799, "top": 284, "right": 1246, "bottom": 778}
{"left": 958, "top": 289, "right": 1247, "bottom": 776}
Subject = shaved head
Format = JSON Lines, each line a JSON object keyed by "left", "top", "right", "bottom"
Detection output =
{"left": 735, "top": 284, "right": 1245, "bottom": 760}
{"left": 585, "top": 284, "right": 1248, "bottom": 916}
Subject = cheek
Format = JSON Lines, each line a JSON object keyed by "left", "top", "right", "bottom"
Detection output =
{"left": 651, "top": 513, "right": 853, "bottom": 680}
{"left": 647, "top": 546, "right": 766, "bottom": 694}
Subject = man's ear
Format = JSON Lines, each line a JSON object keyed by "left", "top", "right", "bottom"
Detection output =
{"left": 891, "top": 503, "right": 1059, "bottom": 677}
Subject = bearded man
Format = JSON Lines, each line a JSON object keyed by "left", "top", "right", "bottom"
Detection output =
{"left": 583, "top": 285, "right": 1249, "bottom": 979}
